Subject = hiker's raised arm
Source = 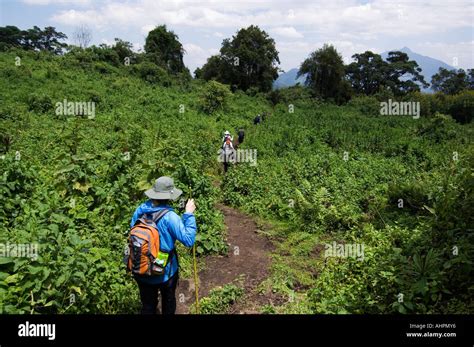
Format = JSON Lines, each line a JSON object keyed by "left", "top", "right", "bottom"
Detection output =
{"left": 168, "top": 207, "right": 197, "bottom": 248}
{"left": 186, "top": 199, "right": 196, "bottom": 214}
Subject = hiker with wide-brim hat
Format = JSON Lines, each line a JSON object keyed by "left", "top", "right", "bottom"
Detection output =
{"left": 129, "top": 176, "right": 196, "bottom": 314}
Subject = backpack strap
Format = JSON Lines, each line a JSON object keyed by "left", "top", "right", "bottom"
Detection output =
{"left": 138, "top": 208, "right": 169, "bottom": 228}
{"left": 150, "top": 208, "right": 170, "bottom": 224}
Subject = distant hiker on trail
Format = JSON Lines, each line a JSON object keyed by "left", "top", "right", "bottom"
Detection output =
{"left": 254, "top": 114, "right": 261, "bottom": 125}
{"left": 221, "top": 130, "right": 234, "bottom": 173}
{"left": 222, "top": 130, "right": 234, "bottom": 149}
{"left": 127, "top": 176, "right": 196, "bottom": 315}
{"left": 237, "top": 128, "right": 245, "bottom": 146}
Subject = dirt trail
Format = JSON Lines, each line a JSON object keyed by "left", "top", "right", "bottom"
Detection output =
{"left": 176, "top": 204, "right": 274, "bottom": 314}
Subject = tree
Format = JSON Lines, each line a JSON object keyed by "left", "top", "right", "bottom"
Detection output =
{"left": 144, "top": 25, "right": 185, "bottom": 74}
{"left": 112, "top": 38, "right": 134, "bottom": 63}
{"left": 197, "top": 26, "right": 280, "bottom": 92}
{"left": 346, "top": 50, "right": 430, "bottom": 96}
{"left": 298, "top": 44, "right": 346, "bottom": 101}
{"left": 220, "top": 25, "right": 280, "bottom": 92}
{"left": 468, "top": 69, "right": 474, "bottom": 90}
{"left": 0, "top": 26, "right": 23, "bottom": 50}
{"left": 72, "top": 25, "right": 92, "bottom": 49}
{"left": 384, "top": 51, "right": 429, "bottom": 95}
{"left": 346, "top": 51, "right": 388, "bottom": 95}
{"left": 20, "top": 26, "right": 42, "bottom": 50}
{"left": 199, "top": 80, "right": 232, "bottom": 114}
{"left": 38, "top": 26, "right": 67, "bottom": 54}
{"left": 195, "top": 55, "right": 222, "bottom": 80}
{"left": 431, "top": 67, "right": 469, "bottom": 95}
{"left": 0, "top": 25, "right": 67, "bottom": 54}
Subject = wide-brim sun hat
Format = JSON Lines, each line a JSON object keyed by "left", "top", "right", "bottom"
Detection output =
{"left": 145, "top": 176, "right": 183, "bottom": 200}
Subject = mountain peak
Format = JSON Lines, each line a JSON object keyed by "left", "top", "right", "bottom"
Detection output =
{"left": 275, "top": 48, "right": 455, "bottom": 92}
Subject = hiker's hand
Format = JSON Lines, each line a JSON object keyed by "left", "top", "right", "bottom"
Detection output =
{"left": 185, "top": 199, "right": 196, "bottom": 214}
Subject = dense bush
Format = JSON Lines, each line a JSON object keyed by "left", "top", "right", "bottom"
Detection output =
{"left": 348, "top": 95, "right": 380, "bottom": 116}
{"left": 199, "top": 80, "right": 232, "bottom": 114}
{"left": 27, "top": 94, "right": 53, "bottom": 113}
{"left": 445, "top": 90, "right": 474, "bottom": 124}
{"left": 0, "top": 51, "right": 232, "bottom": 313}
{"left": 132, "top": 61, "right": 171, "bottom": 86}
{"left": 222, "top": 96, "right": 473, "bottom": 314}
{"left": 0, "top": 49, "right": 472, "bottom": 315}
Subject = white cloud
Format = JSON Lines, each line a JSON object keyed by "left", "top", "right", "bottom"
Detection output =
{"left": 417, "top": 41, "right": 474, "bottom": 69}
{"left": 23, "top": 0, "right": 90, "bottom": 5}
{"left": 101, "top": 38, "right": 114, "bottom": 46}
{"left": 132, "top": 42, "right": 143, "bottom": 53}
{"left": 51, "top": 9, "right": 105, "bottom": 27}
{"left": 42, "top": 0, "right": 473, "bottom": 71}
{"left": 183, "top": 43, "right": 205, "bottom": 55}
{"left": 183, "top": 42, "right": 219, "bottom": 72}
{"left": 141, "top": 24, "right": 155, "bottom": 36}
{"left": 271, "top": 26, "right": 303, "bottom": 39}
{"left": 49, "top": 0, "right": 473, "bottom": 38}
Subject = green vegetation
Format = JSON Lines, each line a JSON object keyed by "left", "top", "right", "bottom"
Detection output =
{"left": 0, "top": 24, "right": 472, "bottom": 314}
{"left": 222, "top": 100, "right": 473, "bottom": 314}
{"left": 199, "top": 80, "right": 232, "bottom": 114}
{"left": 0, "top": 49, "right": 255, "bottom": 313}
{"left": 196, "top": 25, "right": 280, "bottom": 92}
{"left": 144, "top": 25, "right": 187, "bottom": 75}
{"left": 192, "top": 284, "right": 244, "bottom": 314}
{"left": 0, "top": 25, "right": 67, "bottom": 53}
{"left": 298, "top": 44, "right": 350, "bottom": 103}
{"left": 431, "top": 67, "right": 474, "bottom": 95}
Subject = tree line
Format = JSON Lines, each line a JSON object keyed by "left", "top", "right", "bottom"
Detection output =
{"left": 1, "top": 24, "right": 473, "bottom": 105}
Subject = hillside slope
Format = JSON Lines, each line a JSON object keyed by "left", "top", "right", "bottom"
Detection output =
{"left": 1, "top": 49, "right": 472, "bottom": 314}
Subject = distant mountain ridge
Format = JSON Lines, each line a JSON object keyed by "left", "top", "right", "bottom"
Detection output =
{"left": 274, "top": 47, "right": 456, "bottom": 92}
{"left": 273, "top": 68, "right": 306, "bottom": 89}
{"left": 381, "top": 47, "right": 455, "bottom": 92}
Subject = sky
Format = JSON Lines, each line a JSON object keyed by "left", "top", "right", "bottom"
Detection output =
{"left": 1, "top": 0, "right": 473, "bottom": 73}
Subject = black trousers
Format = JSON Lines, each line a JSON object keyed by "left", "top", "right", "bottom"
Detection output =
{"left": 136, "top": 272, "right": 179, "bottom": 314}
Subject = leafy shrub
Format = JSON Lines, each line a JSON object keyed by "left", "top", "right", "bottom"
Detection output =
{"left": 199, "top": 80, "right": 231, "bottom": 114}
{"left": 275, "top": 85, "right": 313, "bottom": 105}
{"left": 94, "top": 61, "right": 114, "bottom": 74}
{"left": 416, "top": 113, "right": 457, "bottom": 143}
{"left": 348, "top": 95, "right": 380, "bottom": 116}
{"left": 132, "top": 61, "right": 171, "bottom": 86}
{"left": 406, "top": 90, "right": 474, "bottom": 123}
{"left": 45, "top": 66, "right": 60, "bottom": 79}
{"left": 0, "top": 105, "right": 21, "bottom": 121}
{"left": 401, "top": 91, "right": 434, "bottom": 118}
{"left": 446, "top": 90, "right": 474, "bottom": 124}
{"left": 192, "top": 284, "right": 244, "bottom": 314}
{"left": 87, "top": 90, "right": 101, "bottom": 104}
{"left": 63, "top": 47, "right": 94, "bottom": 68}
{"left": 90, "top": 45, "right": 120, "bottom": 66}
{"left": 27, "top": 94, "right": 53, "bottom": 113}
{"left": 245, "top": 86, "right": 261, "bottom": 97}
{"left": 1, "top": 65, "right": 32, "bottom": 79}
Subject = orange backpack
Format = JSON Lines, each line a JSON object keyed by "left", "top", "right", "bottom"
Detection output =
{"left": 126, "top": 209, "right": 170, "bottom": 276}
